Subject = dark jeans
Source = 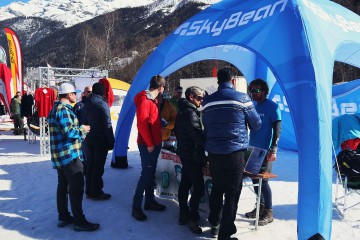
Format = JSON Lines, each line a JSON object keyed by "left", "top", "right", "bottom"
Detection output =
{"left": 84, "top": 137, "right": 109, "bottom": 197}
{"left": 81, "top": 138, "right": 89, "bottom": 176}
{"left": 57, "top": 158, "right": 86, "bottom": 224}
{"left": 252, "top": 160, "right": 273, "bottom": 209}
{"left": 208, "top": 150, "right": 245, "bottom": 237}
{"left": 178, "top": 159, "right": 204, "bottom": 221}
{"left": 13, "top": 114, "right": 24, "bottom": 134}
{"left": 133, "top": 144, "right": 161, "bottom": 209}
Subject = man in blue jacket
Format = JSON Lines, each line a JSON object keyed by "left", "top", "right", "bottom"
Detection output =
{"left": 202, "top": 68, "right": 261, "bottom": 240}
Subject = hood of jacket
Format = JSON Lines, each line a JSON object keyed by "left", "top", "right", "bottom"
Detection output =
{"left": 134, "top": 90, "right": 157, "bottom": 105}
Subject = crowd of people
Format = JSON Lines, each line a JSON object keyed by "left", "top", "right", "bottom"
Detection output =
{"left": 9, "top": 68, "right": 281, "bottom": 239}
{"left": 129, "top": 67, "right": 281, "bottom": 240}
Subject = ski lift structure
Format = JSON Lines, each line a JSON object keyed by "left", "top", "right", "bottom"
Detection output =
{"left": 26, "top": 66, "right": 108, "bottom": 157}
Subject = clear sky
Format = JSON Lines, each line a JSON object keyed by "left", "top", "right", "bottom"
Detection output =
{"left": 0, "top": 0, "right": 29, "bottom": 7}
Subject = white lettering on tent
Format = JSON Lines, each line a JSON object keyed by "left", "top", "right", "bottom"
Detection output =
{"left": 174, "top": 0, "right": 288, "bottom": 37}
{"left": 187, "top": 20, "right": 204, "bottom": 35}
{"left": 302, "top": 0, "right": 360, "bottom": 33}
{"left": 272, "top": 95, "right": 290, "bottom": 112}
{"left": 175, "top": 22, "right": 190, "bottom": 35}
{"left": 273, "top": 94, "right": 359, "bottom": 116}
{"left": 254, "top": 6, "right": 271, "bottom": 22}
{"left": 212, "top": 20, "right": 227, "bottom": 36}
{"left": 198, "top": 20, "right": 212, "bottom": 34}
{"left": 217, "top": 45, "right": 248, "bottom": 53}
{"left": 239, "top": 11, "right": 255, "bottom": 26}
{"left": 225, "top": 12, "right": 242, "bottom": 30}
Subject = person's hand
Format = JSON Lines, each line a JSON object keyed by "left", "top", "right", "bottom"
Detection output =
{"left": 148, "top": 146, "right": 155, "bottom": 153}
{"left": 82, "top": 125, "right": 90, "bottom": 132}
{"left": 267, "top": 151, "right": 276, "bottom": 162}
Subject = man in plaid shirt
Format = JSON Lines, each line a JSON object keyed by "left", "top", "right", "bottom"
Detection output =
{"left": 48, "top": 83, "right": 99, "bottom": 232}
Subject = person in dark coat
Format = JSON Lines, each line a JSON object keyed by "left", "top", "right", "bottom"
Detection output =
{"left": 74, "top": 86, "right": 92, "bottom": 125}
{"left": 83, "top": 83, "right": 114, "bottom": 200}
{"left": 21, "top": 91, "right": 34, "bottom": 119}
{"left": 174, "top": 86, "right": 206, "bottom": 234}
{"left": 10, "top": 91, "right": 24, "bottom": 135}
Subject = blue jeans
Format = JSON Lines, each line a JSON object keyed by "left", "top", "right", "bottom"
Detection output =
{"left": 133, "top": 144, "right": 161, "bottom": 209}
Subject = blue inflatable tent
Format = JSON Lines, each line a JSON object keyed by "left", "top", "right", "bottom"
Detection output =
{"left": 270, "top": 78, "right": 360, "bottom": 151}
{"left": 112, "top": 0, "right": 360, "bottom": 239}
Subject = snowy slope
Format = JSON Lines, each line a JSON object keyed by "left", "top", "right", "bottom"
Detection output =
{"left": 0, "top": 0, "right": 221, "bottom": 28}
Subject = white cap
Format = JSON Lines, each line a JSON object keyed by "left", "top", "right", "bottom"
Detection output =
{"left": 58, "top": 83, "right": 76, "bottom": 94}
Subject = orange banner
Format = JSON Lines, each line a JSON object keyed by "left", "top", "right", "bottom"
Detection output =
{"left": 4, "top": 27, "right": 23, "bottom": 96}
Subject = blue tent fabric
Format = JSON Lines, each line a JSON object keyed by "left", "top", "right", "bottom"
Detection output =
{"left": 112, "top": 1, "right": 360, "bottom": 239}
{"left": 269, "top": 78, "right": 360, "bottom": 151}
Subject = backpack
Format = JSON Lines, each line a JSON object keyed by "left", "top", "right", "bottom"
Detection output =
{"left": 335, "top": 150, "right": 360, "bottom": 177}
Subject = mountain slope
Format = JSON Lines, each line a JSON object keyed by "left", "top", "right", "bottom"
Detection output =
{"left": 0, "top": 0, "right": 157, "bottom": 28}
{"left": 23, "top": 2, "right": 207, "bottom": 69}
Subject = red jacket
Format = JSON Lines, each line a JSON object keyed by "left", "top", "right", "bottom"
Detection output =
{"left": 134, "top": 90, "right": 162, "bottom": 147}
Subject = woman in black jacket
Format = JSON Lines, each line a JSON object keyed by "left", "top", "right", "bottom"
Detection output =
{"left": 174, "top": 86, "right": 205, "bottom": 234}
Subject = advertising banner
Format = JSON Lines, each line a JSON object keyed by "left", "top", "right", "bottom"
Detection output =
{"left": 4, "top": 27, "right": 23, "bottom": 96}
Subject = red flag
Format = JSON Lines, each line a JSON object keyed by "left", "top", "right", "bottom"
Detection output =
{"left": 4, "top": 27, "right": 23, "bottom": 96}
{"left": 0, "top": 63, "right": 13, "bottom": 113}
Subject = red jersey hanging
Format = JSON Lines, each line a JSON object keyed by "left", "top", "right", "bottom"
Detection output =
{"left": 35, "top": 87, "right": 56, "bottom": 117}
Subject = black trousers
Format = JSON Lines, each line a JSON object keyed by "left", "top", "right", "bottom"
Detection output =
{"left": 13, "top": 114, "right": 24, "bottom": 134}
{"left": 178, "top": 159, "right": 204, "bottom": 221}
{"left": 208, "top": 150, "right": 245, "bottom": 237}
{"left": 84, "top": 137, "right": 109, "bottom": 197}
{"left": 57, "top": 158, "right": 85, "bottom": 224}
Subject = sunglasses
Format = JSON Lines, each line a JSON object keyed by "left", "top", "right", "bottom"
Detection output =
{"left": 87, "top": 91, "right": 92, "bottom": 93}
{"left": 250, "top": 88, "right": 262, "bottom": 93}
{"left": 195, "top": 95, "right": 203, "bottom": 101}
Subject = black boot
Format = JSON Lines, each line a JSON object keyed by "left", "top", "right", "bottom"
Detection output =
{"left": 187, "top": 220, "right": 202, "bottom": 234}
{"left": 132, "top": 208, "right": 147, "bottom": 221}
{"left": 144, "top": 201, "right": 166, "bottom": 211}
{"left": 73, "top": 219, "right": 100, "bottom": 232}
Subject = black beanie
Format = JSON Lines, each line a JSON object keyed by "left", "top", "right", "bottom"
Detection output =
{"left": 92, "top": 82, "right": 105, "bottom": 96}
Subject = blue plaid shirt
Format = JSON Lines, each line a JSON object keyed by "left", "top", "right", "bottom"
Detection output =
{"left": 48, "top": 101, "right": 85, "bottom": 169}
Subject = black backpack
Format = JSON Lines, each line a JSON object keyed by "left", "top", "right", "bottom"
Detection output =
{"left": 335, "top": 150, "right": 360, "bottom": 177}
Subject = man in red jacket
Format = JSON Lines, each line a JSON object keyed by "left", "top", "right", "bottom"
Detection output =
{"left": 132, "top": 75, "right": 167, "bottom": 221}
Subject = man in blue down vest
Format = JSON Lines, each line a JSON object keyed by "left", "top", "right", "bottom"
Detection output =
{"left": 202, "top": 67, "right": 261, "bottom": 240}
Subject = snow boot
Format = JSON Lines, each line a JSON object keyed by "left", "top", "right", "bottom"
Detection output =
{"left": 258, "top": 208, "right": 274, "bottom": 226}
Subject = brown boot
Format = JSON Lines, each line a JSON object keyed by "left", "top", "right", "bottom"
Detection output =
{"left": 258, "top": 208, "right": 274, "bottom": 226}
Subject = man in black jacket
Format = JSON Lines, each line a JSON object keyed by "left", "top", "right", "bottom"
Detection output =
{"left": 83, "top": 83, "right": 114, "bottom": 200}
{"left": 174, "top": 86, "right": 205, "bottom": 234}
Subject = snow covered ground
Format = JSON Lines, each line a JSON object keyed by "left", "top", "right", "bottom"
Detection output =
{"left": 0, "top": 120, "right": 359, "bottom": 240}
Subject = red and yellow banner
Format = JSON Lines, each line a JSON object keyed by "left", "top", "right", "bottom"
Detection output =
{"left": 4, "top": 27, "right": 23, "bottom": 96}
